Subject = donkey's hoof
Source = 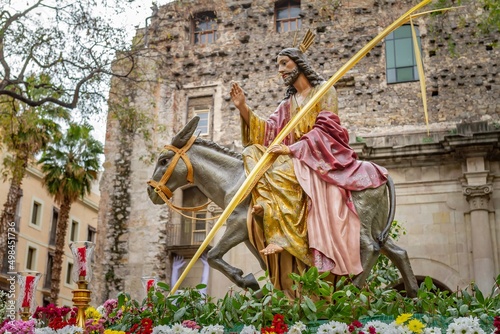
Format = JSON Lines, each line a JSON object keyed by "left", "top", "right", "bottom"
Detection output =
{"left": 242, "top": 273, "right": 260, "bottom": 291}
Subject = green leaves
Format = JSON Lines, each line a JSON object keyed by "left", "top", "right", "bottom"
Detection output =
{"left": 105, "top": 273, "right": 500, "bottom": 332}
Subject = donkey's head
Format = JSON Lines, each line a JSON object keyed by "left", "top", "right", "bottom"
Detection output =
{"left": 147, "top": 116, "right": 199, "bottom": 205}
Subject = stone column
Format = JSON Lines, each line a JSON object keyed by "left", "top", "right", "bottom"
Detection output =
{"left": 463, "top": 180, "right": 494, "bottom": 293}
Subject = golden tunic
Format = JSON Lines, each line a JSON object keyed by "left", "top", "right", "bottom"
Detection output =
{"left": 241, "top": 86, "right": 338, "bottom": 293}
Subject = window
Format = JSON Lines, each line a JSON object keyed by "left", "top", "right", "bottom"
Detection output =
{"left": 1, "top": 251, "right": 9, "bottom": 273}
{"left": 69, "top": 220, "right": 79, "bottom": 242}
{"left": 188, "top": 96, "right": 213, "bottom": 138}
{"left": 30, "top": 200, "right": 42, "bottom": 227}
{"left": 192, "top": 11, "right": 217, "bottom": 45}
{"left": 276, "top": 0, "right": 301, "bottom": 33}
{"left": 66, "top": 262, "right": 73, "bottom": 285}
{"left": 385, "top": 25, "right": 422, "bottom": 84}
{"left": 87, "top": 226, "right": 96, "bottom": 243}
{"left": 26, "top": 246, "right": 37, "bottom": 270}
{"left": 44, "top": 254, "right": 54, "bottom": 289}
{"left": 49, "top": 208, "right": 58, "bottom": 246}
{"left": 192, "top": 212, "right": 208, "bottom": 244}
{"left": 195, "top": 108, "right": 210, "bottom": 136}
{"left": 180, "top": 187, "right": 210, "bottom": 245}
{"left": 14, "top": 190, "right": 23, "bottom": 232}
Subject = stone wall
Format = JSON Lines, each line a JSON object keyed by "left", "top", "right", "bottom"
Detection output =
{"left": 94, "top": 0, "right": 500, "bottom": 303}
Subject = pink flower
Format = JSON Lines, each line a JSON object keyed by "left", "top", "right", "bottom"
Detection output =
{"left": 182, "top": 320, "right": 201, "bottom": 330}
{"left": 0, "top": 319, "right": 36, "bottom": 334}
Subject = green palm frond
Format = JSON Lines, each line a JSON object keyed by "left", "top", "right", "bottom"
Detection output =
{"left": 39, "top": 122, "right": 103, "bottom": 205}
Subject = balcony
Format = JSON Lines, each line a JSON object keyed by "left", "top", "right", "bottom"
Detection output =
{"left": 165, "top": 220, "right": 210, "bottom": 247}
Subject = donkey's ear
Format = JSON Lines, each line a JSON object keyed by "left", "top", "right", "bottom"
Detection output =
{"left": 171, "top": 116, "right": 199, "bottom": 148}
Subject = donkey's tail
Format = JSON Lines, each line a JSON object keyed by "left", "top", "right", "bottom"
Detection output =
{"left": 377, "top": 175, "right": 396, "bottom": 245}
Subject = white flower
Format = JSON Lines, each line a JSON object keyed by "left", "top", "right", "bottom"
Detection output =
{"left": 240, "top": 325, "right": 258, "bottom": 334}
{"left": 56, "top": 325, "right": 84, "bottom": 334}
{"left": 363, "top": 320, "right": 401, "bottom": 334}
{"left": 424, "top": 327, "right": 442, "bottom": 334}
{"left": 153, "top": 325, "right": 174, "bottom": 334}
{"left": 35, "top": 328, "right": 57, "bottom": 334}
{"left": 446, "top": 316, "right": 486, "bottom": 334}
{"left": 200, "top": 325, "right": 225, "bottom": 334}
{"left": 96, "top": 305, "right": 106, "bottom": 316}
{"left": 171, "top": 323, "right": 186, "bottom": 334}
{"left": 317, "top": 320, "right": 350, "bottom": 334}
{"left": 289, "top": 321, "right": 307, "bottom": 334}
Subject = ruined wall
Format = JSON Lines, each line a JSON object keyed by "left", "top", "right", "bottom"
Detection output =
{"left": 94, "top": 0, "right": 500, "bottom": 302}
{"left": 144, "top": 0, "right": 498, "bottom": 140}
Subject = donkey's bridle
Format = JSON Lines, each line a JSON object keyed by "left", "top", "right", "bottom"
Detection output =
{"left": 147, "top": 136, "right": 217, "bottom": 220}
{"left": 147, "top": 135, "right": 197, "bottom": 201}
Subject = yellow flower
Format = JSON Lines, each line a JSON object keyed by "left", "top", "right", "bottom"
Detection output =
{"left": 395, "top": 313, "right": 413, "bottom": 325}
{"left": 85, "top": 306, "right": 101, "bottom": 320}
{"left": 407, "top": 319, "right": 425, "bottom": 334}
{"left": 104, "top": 330, "right": 126, "bottom": 334}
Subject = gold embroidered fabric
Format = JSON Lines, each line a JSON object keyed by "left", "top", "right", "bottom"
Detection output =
{"left": 241, "top": 85, "right": 339, "bottom": 293}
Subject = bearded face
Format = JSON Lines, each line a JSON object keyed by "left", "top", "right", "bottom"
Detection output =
{"left": 282, "top": 66, "right": 300, "bottom": 86}
{"left": 277, "top": 55, "right": 301, "bottom": 87}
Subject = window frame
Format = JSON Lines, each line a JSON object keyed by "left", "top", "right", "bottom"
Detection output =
{"left": 49, "top": 207, "right": 59, "bottom": 246}
{"left": 194, "top": 107, "right": 211, "bottom": 136}
{"left": 69, "top": 219, "right": 80, "bottom": 242}
{"left": 275, "top": 0, "right": 302, "bottom": 33}
{"left": 44, "top": 253, "right": 54, "bottom": 289}
{"left": 29, "top": 198, "right": 44, "bottom": 230}
{"left": 25, "top": 244, "right": 38, "bottom": 271}
{"left": 192, "top": 11, "right": 218, "bottom": 45}
{"left": 87, "top": 226, "right": 97, "bottom": 243}
{"left": 385, "top": 25, "right": 422, "bottom": 84}
{"left": 190, "top": 211, "right": 208, "bottom": 245}
{"left": 188, "top": 95, "right": 213, "bottom": 139}
{"left": 65, "top": 261, "right": 74, "bottom": 286}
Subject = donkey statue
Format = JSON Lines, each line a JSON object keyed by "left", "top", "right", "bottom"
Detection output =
{"left": 147, "top": 116, "right": 419, "bottom": 297}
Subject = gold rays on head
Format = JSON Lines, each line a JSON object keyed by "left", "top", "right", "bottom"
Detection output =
{"left": 293, "top": 29, "right": 316, "bottom": 53}
{"left": 299, "top": 29, "right": 315, "bottom": 53}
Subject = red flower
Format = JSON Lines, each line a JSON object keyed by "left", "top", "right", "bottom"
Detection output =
{"left": 368, "top": 325, "right": 377, "bottom": 334}
{"left": 493, "top": 316, "right": 500, "bottom": 334}
{"left": 261, "top": 314, "right": 288, "bottom": 334}
{"left": 126, "top": 318, "right": 153, "bottom": 334}
{"left": 352, "top": 320, "right": 363, "bottom": 328}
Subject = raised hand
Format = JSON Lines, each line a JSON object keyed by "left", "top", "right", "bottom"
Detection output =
{"left": 230, "top": 81, "right": 246, "bottom": 110}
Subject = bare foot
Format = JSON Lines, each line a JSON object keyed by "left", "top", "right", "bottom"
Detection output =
{"left": 251, "top": 204, "right": 264, "bottom": 217}
{"left": 260, "top": 244, "right": 284, "bottom": 256}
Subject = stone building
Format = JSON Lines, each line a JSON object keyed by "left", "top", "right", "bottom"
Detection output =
{"left": 94, "top": 0, "right": 499, "bottom": 303}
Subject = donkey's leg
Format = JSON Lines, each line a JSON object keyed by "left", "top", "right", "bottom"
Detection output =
{"left": 380, "top": 238, "right": 419, "bottom": 297}
{"left": 207, "top": 208, "right": 260, "bottom": 291}
{"left": 352, "top": 233, "right": 380, "bottom": 288}
{"left": 244, "top": 239, "right": 267, "bottom": 270}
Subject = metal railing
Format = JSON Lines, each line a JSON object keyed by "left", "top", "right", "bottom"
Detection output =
{"left": 165, "top": 222, "right": 212, "bottom": 246}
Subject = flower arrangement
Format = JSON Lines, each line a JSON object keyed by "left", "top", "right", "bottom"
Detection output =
{"left": 0, "top": 271, "right": 498, "bottom": 334}
{"left": 32, "top": 304, "right": 77, "bottom": 330}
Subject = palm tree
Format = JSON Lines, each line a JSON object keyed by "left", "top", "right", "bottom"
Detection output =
{"left": 0, "top": 76, "right": 69, "bottom": 270}
{"left": 38, "top": 122, "right": 103, "bottom": 303}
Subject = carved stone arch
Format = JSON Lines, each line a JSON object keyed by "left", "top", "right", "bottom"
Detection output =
{"left": 394, "top": 257, "right": 469, "bottom": 292}
{"left": 392, "top": 276, "right": 452, "bottom": 293}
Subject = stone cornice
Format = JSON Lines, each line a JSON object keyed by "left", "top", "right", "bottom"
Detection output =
{"left": 352, "top": 129, "right": 500, "bottom": 168}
